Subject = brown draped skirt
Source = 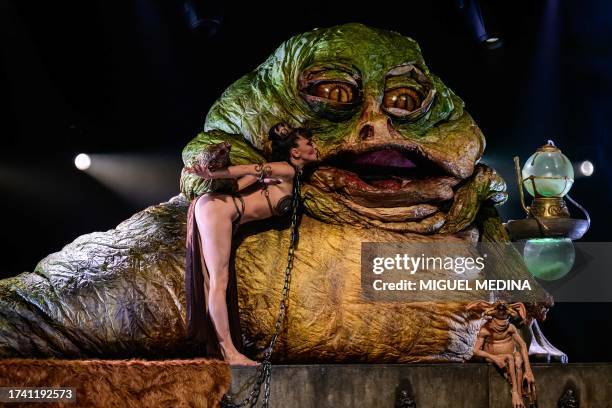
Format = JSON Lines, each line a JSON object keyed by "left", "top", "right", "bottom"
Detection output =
{"left": 185, "top": 196, "right": 244, "bottom": 358}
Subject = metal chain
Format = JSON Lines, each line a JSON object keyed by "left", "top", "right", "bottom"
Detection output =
{"left": 221, "top": 166, "right": 302, "bottom": 408}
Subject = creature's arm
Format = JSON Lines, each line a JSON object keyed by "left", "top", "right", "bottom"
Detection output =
{"left": 472, "top": 329, "right": 507, "bottom": 369}
{"left": 472, "top": 333, "right": 494, "bottom": 360}
{"left": 180, "top": 130, "right": 265, "bottom": 200}
{"left": 511, "top": 325, "right": 530, "bottom": 367}
{"left": 440, "top": 164, "right": 507, "bottom": 234}
{"left": 512, "top": 326, "right": 536, "bottom": 397}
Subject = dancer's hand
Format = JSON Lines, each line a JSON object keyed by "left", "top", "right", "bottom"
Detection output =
{"left": 185, "top": 163, "right": 215, "bottom": 179}
{"left": 261, "top": 177, "right": 282, "bottom": 185}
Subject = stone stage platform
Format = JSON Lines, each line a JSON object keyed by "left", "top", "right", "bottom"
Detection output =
{"left": 1, "top": 359, "right": 610, "bottom": 407}
{"left": 230, "top": 363, "right": 612, "bottom": 407}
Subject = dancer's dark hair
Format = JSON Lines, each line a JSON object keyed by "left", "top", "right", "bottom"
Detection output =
{"left": 268, "top": 122, "right": 312, "bottom": 162}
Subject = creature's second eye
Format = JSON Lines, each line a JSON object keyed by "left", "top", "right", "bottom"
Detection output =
{"left": 306, "top": 82, "right": 357, "bottom": 103}
{"left": 383, "top": 88, "right": 423, "bottom": 112}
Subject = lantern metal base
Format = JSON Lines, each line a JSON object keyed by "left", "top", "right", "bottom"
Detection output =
{"left": 505, "top": 217, "right": 589, "bottom": 241}
{"left": 529, "top": 197, "right": 570, "bottom": 218}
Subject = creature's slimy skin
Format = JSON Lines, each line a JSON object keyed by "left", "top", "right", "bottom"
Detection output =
{"left": 181, "top": 23, "right": 497, "bottom": 233}
{"left": 0, "top": 24, "right": 559, "bottom": 363}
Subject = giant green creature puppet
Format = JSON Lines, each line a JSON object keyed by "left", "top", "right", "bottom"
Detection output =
{"left": 0, "top": 24, "right": 564, "bottom": 363}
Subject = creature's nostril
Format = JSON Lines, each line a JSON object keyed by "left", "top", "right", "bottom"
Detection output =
{"left": 359, "top": 125, "right": 374, "bottom": 140}
{"left": 387, "top": 118, "right": 396, "bottom": 133}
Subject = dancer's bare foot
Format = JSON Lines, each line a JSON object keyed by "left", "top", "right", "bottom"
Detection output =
{"left": 220, "top": 343, "right": 260, "bottom": 366}
{"left": 226, "top": 352, "right": 260, "bottom": 367}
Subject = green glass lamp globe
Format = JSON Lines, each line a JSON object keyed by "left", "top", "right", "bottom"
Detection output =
{"left": 523, "top": 238, "right": 576, "bottom": 281}
{"left": 522, "top": 141, "right": 574, "bottom": 197}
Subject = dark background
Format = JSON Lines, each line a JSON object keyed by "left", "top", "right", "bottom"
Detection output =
{"left": 1, "top": 0, "right": 611, "bottom": 361}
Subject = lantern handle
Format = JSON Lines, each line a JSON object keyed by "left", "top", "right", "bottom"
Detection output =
{"left": 514, "top": 156, "right": 549, "bottom": 235}
{"left": 513, "top": 156, "right": 529, "bottom": 216}
{"left": 565, "top": 193, "right": 591, "bottom": 230}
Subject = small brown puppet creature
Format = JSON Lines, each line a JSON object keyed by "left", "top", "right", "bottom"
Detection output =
{"left": 467, "top": 301, "right": 537, "bottom": 408}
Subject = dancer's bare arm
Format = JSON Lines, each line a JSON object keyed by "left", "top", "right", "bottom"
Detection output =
{"left": 186, "top": 162, "right": 295, "bottom": 180}
{"left": 237, "top": 175, "right": 258, "bottom": 191}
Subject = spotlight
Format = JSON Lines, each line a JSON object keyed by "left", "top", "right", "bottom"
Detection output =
{"left": 579, "top": 160, "right": 594, "bottom": 177}
{"left": 482, "top": 37, "right": 504, "bottom": 50}
{"left": 455, "top": 0, "right": 503, "bottom": 49}
{"left": 75, "top": 153, "right": 91, "bottom": 171}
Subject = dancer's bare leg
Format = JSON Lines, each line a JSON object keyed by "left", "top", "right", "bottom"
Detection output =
{"left": 195, "top": 195, "right": 258, "bottom": 366}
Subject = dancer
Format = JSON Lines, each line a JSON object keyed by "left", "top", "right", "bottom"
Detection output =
{"left": 184, "top": 123, "right": 318, "bottom": 366}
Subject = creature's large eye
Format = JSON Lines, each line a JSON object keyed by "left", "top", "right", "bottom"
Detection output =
{"left": 383, "top": 88, "right": 423, "bottom": 112}
{"left": 308, "top": 82, "right": 357, "bottom": 103}
{"left": 298, "top": 66, "right": 362, "bottom": 120}
{"left": 382, "top": 64, "right": 437, "bottom": 122}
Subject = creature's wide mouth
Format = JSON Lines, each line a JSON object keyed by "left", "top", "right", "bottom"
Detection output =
{"left": 309, "top": 144, "right": 461, "bottom": 208}
{"left": 326, "top": 145, "right": 450, "bottom": 186}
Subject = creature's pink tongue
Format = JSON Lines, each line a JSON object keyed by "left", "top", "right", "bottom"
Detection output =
{"left": 353, "top": 149, "right": 417, "bottom": 168}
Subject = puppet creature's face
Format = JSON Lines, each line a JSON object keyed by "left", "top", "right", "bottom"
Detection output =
{"left": 200, "top": 24, "right": 486, "bottom": 232}
{"left": 493, "top": 304, "right": 511, "bottom": 320}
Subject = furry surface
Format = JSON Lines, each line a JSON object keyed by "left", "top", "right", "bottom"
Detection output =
{"left": 0, "top": 358, "right": 230, "bottom": 407}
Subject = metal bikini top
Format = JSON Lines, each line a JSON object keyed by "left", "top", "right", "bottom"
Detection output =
{"left": 257, "top": 161, "right": 300, "bottom": 217}
{"left": 264, "top": 191, "right": 293, "bottom": 216}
